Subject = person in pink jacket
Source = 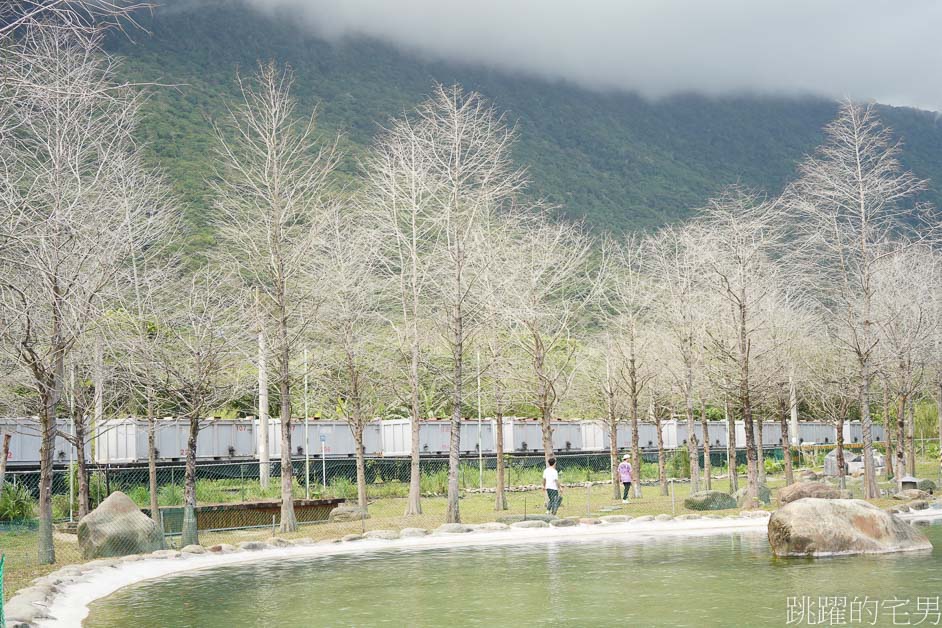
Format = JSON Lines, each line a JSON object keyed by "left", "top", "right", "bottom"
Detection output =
{"left": 617, "top": 454, "right": 633, "bottom": 503}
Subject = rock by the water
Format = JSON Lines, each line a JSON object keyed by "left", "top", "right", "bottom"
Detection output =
{"left": 676, "top": 514, "right": 701, "bottom": 520}
{"left": 655, "top": 514, "right": 673, "bottom": 521}
{"left": 628, "top": 515, "right": 655, "bottom": 524}
{"left": 238, "top": 541, "right": 269, "bottom": 551}
{"left": 341, "top": 533, "right": 364, "bottom": 542}
{"left": 399, "top": 527, "right": 429, "bottom": 537}
{"left": 894, "top": 489, "right": 931, "bottom": 501}
{"left": 550, "top": 518, "right": 578, "bottom": 527}
{"left": 512, "top": 519, "right": 549, "bottom": 529}
{"left": 734, "top": 484, "right": 771, "bottom": 507}
{"left": 208, "top": 544, "right": 236, "bottom": 553}
{"left": 77, "top": 491, "right": 165, "bottom": 559}
{"left": 151, "top": 549, "right": 181, "bottom": 559}
{"left": 266, "top": 537, "right": 293, "bottom": 547}
{"left": 474, "top": 522, "right": 510, "bottom": 532}
{"left": 768, "top": 498, "right": 931, "bottom": 557}
{"left": 328, "top": 505, "right": 370, "bottom": 522}
{"left": 684, "top": 490, "right": 737, "bottom": 511}
{"left": 180, "top": 544, "right": 205, "bottom": 554}
{"left": 910, "top": 500, "right": 930, "bottom": 511}
{"left": 599, "top": 515, "right": 630, "bottom": 524}
{"left": 579, "top": 518, "right": 601, "bottom": 525}
{"left": 434, "top": 523, "right": 473, "bottom": 535}
{"left": 364, "top": 529, "right": 400, "bottom": 540}
{"left": 496, "top": 514, "right": 558, "bottom": 524}
{"left": 778, "top": 482, "right": 850, "bottom": 505}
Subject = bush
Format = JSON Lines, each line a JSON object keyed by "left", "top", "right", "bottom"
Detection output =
{"left": 419, "top": 468, "right": 448, "bottom": 495}
{"left": 0, "top": 482, "right": 36, "bottom": 522}
{"left": 158, "top": 483, "right": 184, "bottom": 506}
{"left": 328, "top": 476, "right": 357, "bottom": 500}
{"left": 126, "top": 485, "right": 152, "bottom": 509}
{"left": 764, "top": 457, "right": 784, "bottom": 475}
{"left": 667, "top": 450, "right": 690, "bottom": 479}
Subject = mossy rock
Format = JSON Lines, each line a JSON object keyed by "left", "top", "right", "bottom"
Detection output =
{"left": 917, "top": 479, "right": 937, "bottom": 493}
{"left": 734, "top": 484, "right": 771, "bottom": 507}
{"left": 684, "top": 490, "right": 737, "bottom": 511}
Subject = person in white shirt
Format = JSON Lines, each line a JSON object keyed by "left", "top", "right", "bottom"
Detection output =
{"left": 542, "top": 457, "right": 562, "bottom": 515}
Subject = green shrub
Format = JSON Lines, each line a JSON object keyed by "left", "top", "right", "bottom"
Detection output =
{"left": 419, "top": 468, "right": 448, "bottom": 495}
{"left": 328, "top": 476, "right": 357, "bottom": 500}
{"left": 764, "top": 457, "right": 784, "bottom": 475}
{"left": 126, "top": 485, "right": 152, "bottom": 508}
{"left": 667, "top": 450, "right": 690, "bottom": 479}
{"left": 52, "top": 493, "right": 72, "bottom": 520}
{"left": 158, "top": 483, "right": 184, "bottom": 506}
{"left": 0, "top": 482, "right": 36, "bottom": 522}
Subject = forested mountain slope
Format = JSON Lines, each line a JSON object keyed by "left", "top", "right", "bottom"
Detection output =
{"left": 107, "top": 1, "right": 942, "bottom": 242}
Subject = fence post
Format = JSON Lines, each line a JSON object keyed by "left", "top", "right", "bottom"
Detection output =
{"left": 104, "top": 465, "right": 111, "bottom": 497}
{"left": 670, "top": 478, "right": 675, "bottom": 515}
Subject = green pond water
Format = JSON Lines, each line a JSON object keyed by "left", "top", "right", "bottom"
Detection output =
{"left": 85, "top": 524, "right": 942, "bottom": 627}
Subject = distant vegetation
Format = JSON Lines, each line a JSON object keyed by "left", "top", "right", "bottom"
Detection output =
{"left": 107, "top": 1, "right": 942, "bottom": 250}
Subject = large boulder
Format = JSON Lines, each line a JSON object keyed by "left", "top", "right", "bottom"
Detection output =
{"left": 734, "top": 484, "right": 771, "bottom": 507}
{"left": 893, "top": 489, "right": 931, "bottom": 501}
{"left": 768, "top": 498, "right": 931, "bottom": 557}
{"left": 77, "top": 491, "right": 165, "bottom": 559}
{"left": 778, "top": 482, "right": 850, "bottom": 505}
{"left": 917, "top": 479, "right": 937, "bottom": 493}
{"left": 797, "top": 469, "right": 819, "bottom": 482}
{"left": 684, "top": 490, "right": 737, "bottom": 511}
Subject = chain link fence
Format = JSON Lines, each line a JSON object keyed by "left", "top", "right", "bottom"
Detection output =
{"left": 2, "top": 443, "right": 931, "bottom": 608}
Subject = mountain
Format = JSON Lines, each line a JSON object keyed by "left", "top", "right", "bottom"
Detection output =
{"left": 105, "top": 1, "right": 942, "bottom": 244}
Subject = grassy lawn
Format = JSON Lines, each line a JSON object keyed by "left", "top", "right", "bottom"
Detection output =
{"left": 3, "top": 462, "right": 939, "bottom": 599}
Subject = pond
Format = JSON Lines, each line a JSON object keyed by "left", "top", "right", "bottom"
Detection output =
{"left": 85, "top": 524, "right": 942, "bottom": 627}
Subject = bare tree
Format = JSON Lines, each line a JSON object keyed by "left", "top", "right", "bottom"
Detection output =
{"left": 0, "top": 0, "right": 149, "bottom": 40}
{"left": 696, "top": 186, "right": 787, "bottom": 505}
{"left": 790, "top": 100, "right": 930, "bottom": 498}
{"left": 127, "top": 270, "right": 245, "bottom": 547}
{"left": 315, "top": 206, "right": 388, "bottom": 511}
{"left": 646, "top": 225, "right": 706, "bottom": 493}
{"left": 213, "top": 62, "right": 340, "bottom": 532}
{"left": 805, "top": 338, "right": 858, "bottom": 489}
{"left": 364, "top": 109, "right": 441, "bottom": 517}
{"left": 509, "top": 216, "right": 604, "bottom": 465}
{"left": 417, "top": 85, "right": 528, "bottom": 524}
{"left": 0, "top": 28, "right": 169, "bottom": 563}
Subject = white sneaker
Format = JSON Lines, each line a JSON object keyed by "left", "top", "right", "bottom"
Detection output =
{"left": 622, "top": 499, "right": 628, "bottom": 503}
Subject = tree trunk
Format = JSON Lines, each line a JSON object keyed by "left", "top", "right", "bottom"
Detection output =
{"left": 38, "top": 387, "right": 58, "bottom": 565}
{"left": 684, "top": 364, "right": 700, "bottom": 493}
{"left": 629, "top": 368, "right": 642, "bottom": 499}
{"left": 279, "top": 364, "right": 297, "bottom": 532}
{"left": 756, "top": 418, "right": 766, "bottom": 485}
{"left": 741, "top": 375, "right": 759, "bottom": 507}
{"left": 0, "top": 432, "right": 11, "bottom": 499}
{"left": 725, "top": 393, "right": 738, "bottom": 494}
{"left": 182, "top": 416, "right": 200, "bottom": 547}
{"left": 75, "top": 417, "right": 89, "bottom": 518}
{"left": 858, "top": 357, "right": 879, "bottom": 499}
{"left": 700, "top": 401, "right": 711, "bottom": 491}
{"left": 836, "top": 414, "right": 846, "bottom": 490}
{"left": 906, "top": 398, "right": 916, "bottom": 476}
{"left": 353, "top": 425, "right": 367, "bottom": 510}
{"left": 883, "top": 382, "right": 894, "bottom": 481}
{"left": 446, "top": 305, "right": 463, "bottom": 524}
{"left": 494, "top": 412, "right": 507, "bottom": 511}
{"left": 780, "top": 397, "right": 794, "bottom": 486}
{"left": 405, "top": 341, "right": 422, "bottom": 515}
{"left": 608, "top": 386, "right": 620, "bottom": 500}
{"left": 652, "top": 400, "right": 667, "bottom": 496}
{"left": 148, "top": 393, "right": 160, "bottom": 525}
{"left": 896, "top": 393, "right": 906, "bottom": 492}
{"left": 258, "top": 323, "right": 270, "bottom": 490}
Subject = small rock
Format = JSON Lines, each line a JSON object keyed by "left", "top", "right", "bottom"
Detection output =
{"left": 473, "top": 522, "right": 510, "bottom": 532}
{"left": 364, "top": 529, "right": 400, "bottom": 540}
{"left": 342, "top": 534, "right": 364, "bottom": 542}
{"left": 120, "top": 554, "right": 145, "bottom": 562}
{"left": 208, "top": 544, "right": 237, "bottom": 553}
{"left": 685, "top": 490, "right": 738, "bottom": 511}
{"left": 328, "top": 505, "right": 370, "bottom": 522}
{"left": 579, "top": 518, "right": 601, "bottom": 525}
{"left": 549, "top": 518, "right": 578, "bottom": 527}
{"left": 628, "top": 515, "right": 655, "bottom": 524}
{"left": 238, "top": 542, "right": 269, "bottom": 551}
{"left": 151, "top": 549, "right": 181, "bottom": 559}
{"left": 293, "top": 537, "right": 314, "bottom": 545}
{"left": 181, "top": 544, "right": 206, "bottom": 554}
{"left": 316, "top": 538, "right": 341, "bottom": 545}
{"left": 740, "top": 510, "right": 771, "bottom": 518}
{"left": 675, "top": 514, "right": 700, "bottom": 520}
{"left": 512, "top": 520, "right": 549, "bottom": 529}
{"left": 496, "top": 514, "right": 558, "bottom": 524}
{"left": 266, "top": 537, "right": 293, "bottom": 547}
{"left": 434, "top": 523, "right": 473, "bottom": 535}
{"left": 399, "top": 527, "right": 429, "bottom": 538}
{"left": 910, "top": 500, "right": 930, "bottom": 511}
{"left": 654, "top": 514, "right": 673, "bottom": 521}
{"left": 599, "top": 515, "right": 630, "bottom": 524}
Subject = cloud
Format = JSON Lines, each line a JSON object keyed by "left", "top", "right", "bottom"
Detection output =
{"left": 231, "top": 0, "right": 941, "bottom": 110}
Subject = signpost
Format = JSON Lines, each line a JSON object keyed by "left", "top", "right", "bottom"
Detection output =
{"left": 320, "top": 434, "right": 327, "bottom": 489}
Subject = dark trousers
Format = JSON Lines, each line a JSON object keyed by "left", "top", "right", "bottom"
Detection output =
{"left": 622, "top": 482, "right": 632, "bottom": 500}
{"left": 546, "top": 488, "right": 562, "bottom": 514}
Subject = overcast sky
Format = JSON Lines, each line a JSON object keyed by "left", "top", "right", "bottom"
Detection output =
{"left": 233, "top": 0, "right": 941, "bottom": 111}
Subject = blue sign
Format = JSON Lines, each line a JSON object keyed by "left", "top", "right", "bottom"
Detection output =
{"left": 319, "top": 434, "right": 326, "bottom": 443}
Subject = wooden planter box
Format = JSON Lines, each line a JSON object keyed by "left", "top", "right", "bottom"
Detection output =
{"left": 146, "top": 498, "right": 345, "bottom": 535}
